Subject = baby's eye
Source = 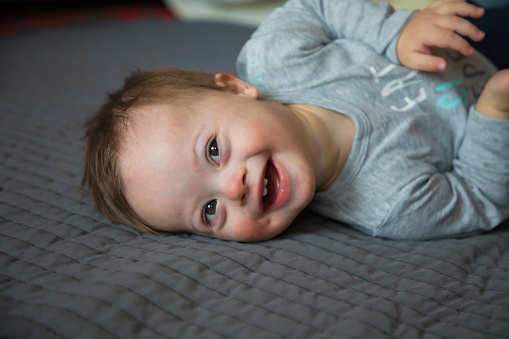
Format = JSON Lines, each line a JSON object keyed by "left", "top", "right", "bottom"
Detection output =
{"left": 204, "top": 200, "right": 217, "bottom": 225}
{"left": 209, "top": 139, "right": 220, "bottom": 165}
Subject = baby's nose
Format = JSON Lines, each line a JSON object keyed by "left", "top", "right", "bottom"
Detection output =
{"left": 222, "top": 168, "right": 247, "bottom": 202}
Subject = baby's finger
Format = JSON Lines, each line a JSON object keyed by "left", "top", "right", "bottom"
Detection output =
{"left": 430, "top": 0, "right": 468, "bottom": 6}
{"left": 405, "top": 52, "right": 447, "bottom": 72}
{"left": 432, "top": 27, "right": 474, "bottom": 56}
{"left": 433, "top": 1, "right": 485, "bottom": 18}
{"left": 437, "top": 15, "right": 485, "bottom": 42}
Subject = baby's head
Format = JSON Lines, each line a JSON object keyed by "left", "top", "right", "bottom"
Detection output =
{"left": 81, "top": 68, "right": 317, "bottom": 241}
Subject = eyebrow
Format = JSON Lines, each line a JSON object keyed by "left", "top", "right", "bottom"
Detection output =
{"left": 192, "top": 128, "right": 201, "bottom": 169}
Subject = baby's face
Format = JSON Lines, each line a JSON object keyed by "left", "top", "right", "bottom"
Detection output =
{"left": 120, "top": 87, "right": 317, "bottom": 241}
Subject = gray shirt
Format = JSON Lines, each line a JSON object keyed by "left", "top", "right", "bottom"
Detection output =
{"left": 237, "top": 0, "right": 509, "bottom": 239}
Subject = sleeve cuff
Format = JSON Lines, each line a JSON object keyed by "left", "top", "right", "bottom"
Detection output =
{"left": 385, "top": 10, "right": 417, "bottom": 65}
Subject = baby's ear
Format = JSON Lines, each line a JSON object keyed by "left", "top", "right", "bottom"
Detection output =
{"left": 214, "top": 73, "right": 259, "bottom": 98}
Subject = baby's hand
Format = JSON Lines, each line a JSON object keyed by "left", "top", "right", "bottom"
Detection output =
{"left": 476, "top": 69, "right": 509, "bottom": 120}
{"left": 397, "top": 0, "right": 485, "bottom": 72}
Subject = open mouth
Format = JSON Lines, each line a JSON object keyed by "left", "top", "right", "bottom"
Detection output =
{"left": 262, "top": 159, "right": 283, "bottom": 211}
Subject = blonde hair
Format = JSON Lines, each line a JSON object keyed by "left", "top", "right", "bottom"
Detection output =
{"left": 80, "top": 68, "right": 228, "bottom": 233}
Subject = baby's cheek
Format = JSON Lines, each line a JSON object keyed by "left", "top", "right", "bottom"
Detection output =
{"left": 233, "top": 218, "right": 275, "bottom": 242}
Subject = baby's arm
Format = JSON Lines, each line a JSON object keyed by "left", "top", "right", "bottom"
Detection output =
{"left": 397, "top": 0, "right": 486, "bottom": 72}
{"left": 242, "top": 0, "right": 415, "bottom": 63}
{"left": 378, "top": 99, "right": 509, "bottom": 239}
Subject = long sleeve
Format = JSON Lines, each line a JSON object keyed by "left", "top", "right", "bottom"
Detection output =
{"left": 376, "top": 108, "right": 509, "bottom": 240}
{"left": 237, "top": 0, "right": 415, "bottom": 93}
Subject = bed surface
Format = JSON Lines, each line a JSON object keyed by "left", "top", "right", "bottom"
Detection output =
{"left": 1, "top": 10, "right": 509, "bottom": 339}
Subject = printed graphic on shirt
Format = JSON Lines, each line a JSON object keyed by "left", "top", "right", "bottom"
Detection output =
{"left": 247, "top": 54, "right": 266, "bottom": 90}
{"left": 369, "top": 51, "right": 488, "bottom": 112}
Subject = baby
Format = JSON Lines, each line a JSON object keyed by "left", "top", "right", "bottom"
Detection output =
{"left": 81, "top": 0, "right": 509, "bottom": 242}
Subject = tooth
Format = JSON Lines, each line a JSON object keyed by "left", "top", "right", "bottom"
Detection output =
{"left": 263, "top": 187, "right": 268, "bottom": 197}
{"left": 264, "top": 179, "right": 268, "bottom": 186}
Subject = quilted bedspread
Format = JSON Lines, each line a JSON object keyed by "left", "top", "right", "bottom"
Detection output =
{"left": 1, "top": 13, "right": 508, "bottom": 339}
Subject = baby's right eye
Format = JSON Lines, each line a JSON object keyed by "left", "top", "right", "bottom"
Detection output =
{"left": 208, "top": 139, "right": 220, "bottom": 165}
{"left": 204, "top": 200, "right": 217, "bottom": 225}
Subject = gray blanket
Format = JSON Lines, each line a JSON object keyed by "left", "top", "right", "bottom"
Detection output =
{"left": 1, "top": 16, "right": 508, "bottom": 339}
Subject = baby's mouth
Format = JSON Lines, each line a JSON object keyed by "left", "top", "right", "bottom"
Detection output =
{"left": 263, "top": 162, "right": 280, "bottom": 207}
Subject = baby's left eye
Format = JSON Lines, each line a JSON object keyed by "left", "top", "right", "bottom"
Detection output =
{"left": 209, "top": 139, "right": 220, "bottom": 165}
{"left": 204, "top": 200, "right": 217, "bottom": 225}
